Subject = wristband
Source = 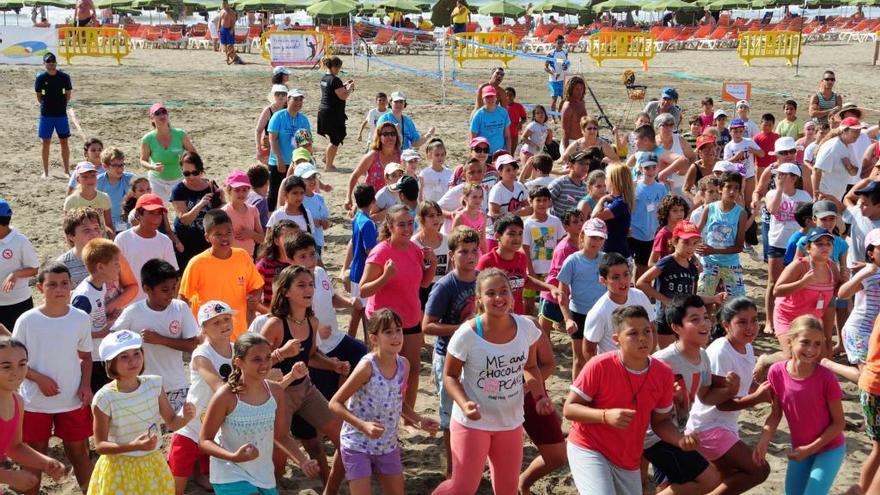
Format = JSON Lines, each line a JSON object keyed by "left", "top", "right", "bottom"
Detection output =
{"left": 601, "top": 410, "right": 607, "bottom": 425}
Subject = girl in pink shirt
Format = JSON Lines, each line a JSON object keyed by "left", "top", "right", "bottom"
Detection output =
{"left": 755, "top": 315, "right": 845, "bottom": 495}
{"left": 359, "top": 204, "right": 437, "bottom": 415}
{"left": 0, "top": 338, "right": 66, "bottom": 491}
{"left": 451, "top": 183, "right": 488, "bottom": 253}
{"left": 222, "top": 170, "right": 263, "bottom": 255}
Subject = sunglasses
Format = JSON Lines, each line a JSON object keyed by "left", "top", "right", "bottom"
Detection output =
{"left": 380, "top": 131, "right": 397, "bottom": 137}
{"left": 778, "top": 149, "right": 796, "bottom": 155}
{"left": 824, "top": 77, "right": 836, "bottom": 81}
{"left": 472, "top": 147, "right": 490, "bottom": 153}
{"left": 152, "top": 109, "right": 168, "bottom": 116}
{"left": 182, "top": 170, "right": 201, "bottom": 177}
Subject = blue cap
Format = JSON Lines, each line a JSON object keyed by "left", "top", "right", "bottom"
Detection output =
{"left": 0, "top": 199, "right": 10, "bottom": 217}
{"left": 635, "top": 151, "right": 659, "bottom": 168}
{"left": 855, "top": 180, "right": 880, "bottom": 196}
{"left": 661, "top": 87, "right": 677, "bottom": 100}
{"left": 729, "top": 118, "right": 745, "bottom": 128}
{"left": 806, "top": 227, "right": 834, "bottom": 243}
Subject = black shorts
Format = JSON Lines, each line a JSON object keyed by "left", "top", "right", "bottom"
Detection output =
{"left": 628, "top": 238, "right": 654, "bottom": 267}
{"left": 0, "top": 297, "right": 33, "bottom": 332}
{"left": 76, "top": 16, "right": 93, "bottom": 27}
{"left": 317, "top": 111, "right": 346, "bottom": 146}
{"left": 403, "top": 324, "right": 421, "bottom": 336}
{"left": 570, "top": 311, "right": 587, "bottom": 340}
{"left": 291, "top": 412, "right": 317, "bottom": 440}
{"left": 656, "top": 315, "right": 673, "bottom": 336}
{"left": 643, "top": 440, "right": 710, "bottom": 485}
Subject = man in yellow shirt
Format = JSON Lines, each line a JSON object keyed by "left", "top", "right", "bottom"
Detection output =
{"left": 451, "top": 0, "right": 470, "bottom": 33}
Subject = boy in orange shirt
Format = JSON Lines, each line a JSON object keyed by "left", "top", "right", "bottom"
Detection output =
{"left": 179, "top": 209, "right": 263, "bottom": 339}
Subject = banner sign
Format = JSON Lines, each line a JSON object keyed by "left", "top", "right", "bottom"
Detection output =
{"left": 721, "top": 82, "right": 751, "bottom": 102}
{"left": 0, "top": 27, "right": 58, "bottom": 65}
{"left": 262, "top": 31, "right": 331, "bottom": 67}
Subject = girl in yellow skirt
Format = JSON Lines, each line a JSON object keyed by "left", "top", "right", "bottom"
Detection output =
{"left": 88, "top": 330, "right": 196, "bottom": 495}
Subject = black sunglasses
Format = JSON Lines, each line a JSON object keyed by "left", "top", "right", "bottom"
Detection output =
{"left": 380, "top": 131, "right": 397, "bottom": 137}
{"left": 472, "top": 147, "right": 490, "bottom": 153}
{"left": 182, "top": 170, "right": 201, "bottom": 177}
{"left": 152, "top": 109, "right": 168, "bottom": 116}
{"left": 824, "top": 77, "right": 836, "bottom": 82}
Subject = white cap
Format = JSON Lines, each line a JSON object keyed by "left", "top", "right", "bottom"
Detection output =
{"left": 713, "top": 109, "right": 728, "bottom": 120}
{"left": 98, "top": 330, "right": 142, "bottom": 361}
{"left": 772, "top": 136, "right": 799, "bottom": 154}
{"left": 272, "top": 66, "right": 290, "bottom": 76}
{"left": 75, "top": 161, "right": 98, "bottom": 177}
{"left": 293, "top": 163, "right": 319, "bottom": 179}
{"left": 390, "top": 91, "right": 406, "bottom": 102}
{"left": 713, "top": 160, "right": 739, "bottom": 173}
{"left": 736, "top": 99, "right": 750, "bottom": 108}
{"left": 197, "top": 300, "right": 238, "bottom": 326}
{"left": 270, "top": 84, "right": 288, "bottom": 94}
{"left": 401, "top": 149, "right": 420, "bottom": 162}
{"left": 384, "top": 162, "right": 405, "bottom": 176}
{"left": 288, "top": 88, "right": 304, "bottom": 98}
{"left": 776, "top": 162, "right": 802, "bottom": 177}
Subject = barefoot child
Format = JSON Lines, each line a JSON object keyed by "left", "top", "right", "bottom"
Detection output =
{"left": 537, "top": 209, "right": 583, "bottom": 336}
{"left": 522, "top": 186, "right": 564, "bottom": 315}
{"left": 685, "top": 297, "right": 772, "bottom": 493}
{"left": 329, "top": 309, "right": 439, "bottom": 495}
{"left": 563, "top": 305, "right": 700, "bottom": 495}
{"left": 755, "top": 315, "right": 845, "bottom": 495}
{"left": 222, "top": 170, "right": 264, "bottom": 255}
{"left": 0, "top": 338, "right": 66, "bottom": 493}
{"left": 169, "top": 301, "right": 235, "bottom": 495}
{"left": 200, "top": 333, "right": 321, "bottom": 494}
{"left": 87, "top": 330, "right": 196, "bottom": 494}
{"left": 647, "top": 195, "right": 689, "bottom": 267}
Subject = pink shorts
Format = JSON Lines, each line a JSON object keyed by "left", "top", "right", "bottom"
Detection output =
{"left": 689, "top": 427, "right": 739, "bottom": 461}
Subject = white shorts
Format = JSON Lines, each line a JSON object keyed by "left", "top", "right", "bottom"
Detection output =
{"left": 148, "top": 176, "right": 182, "bottom": 203}
{"left": 349, "top": 281, "right": 366, "bottom": 306}
{"left": 567, "top": 442, "right": 641, "bottom": 495}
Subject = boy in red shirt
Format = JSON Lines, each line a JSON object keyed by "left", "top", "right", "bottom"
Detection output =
{"left": 505, "top": 87, "right": 528, "bottom": 158}
{"left": 753, "top": 113, "right": 779, "bottom": 185}
{"left": 562, "top": 305, "right": 700, "bottom": 494}
{"left": 476, "top": 213, "right": 559, "bottom": 314}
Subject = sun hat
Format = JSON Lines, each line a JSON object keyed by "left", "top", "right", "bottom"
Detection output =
{"left": 865, "top": 228, "right": 880, "bottom": 250}
{"left": 384, "top": 162, "right": 405, "bottom": 176}
{"left": 268, "top": 84, "right": 289, "bottom": 103}
{"left": 673, "top": 220, "right": 702, "bottom": 240}
{"left": 775, "top": 162, "right": 801, "bottom": 177}
{"left": 470, "top": 137, "right": 490, "bottom": 149}
{"left": 225, "top": 170, "right": 251, "bottom": 189}
{"left": 582, "top": 218, "right": 607, "bottom": 239}
{"left": 390, "top": 91, "right": 406, "bottom": 102}
{"left": 272, "top": 66, "right": 290, "bottom": 76}
{"left": 812, "top": 200, "right": 838, "bottom": 219}
{"left": 98, "top": 330, "right": 142, "bottom": 362}
{"left": 149, "top": 102, "right": 167, "bottom": 116}
{"left": 806, "top": 227, "right": 834, "bottom": 243}
{"left": 135, "top": 193, "right": 166, "bottom": 212}
{"left": 840, "top": 117, "right": 866, "bottom": 130}
{"left": 713, "top": 109, "right": 728, "bottom": 120}
{"left": 772, "top": 136, "right": 798, "bottom": 155}
{"left": 198, "top": 300, "right": 238, "bottom": 326}
{"left": 287, "top": 88, "right": 304, "bottom": 99}
{"left": 835, "top": 102, "right": 863, "bottom": 119}
{"left": 74, "top": 161, "right": 98, "bottom": 177}
{"left": 292, "top": 147, "right": 313, "bottom": 164}
{"left": 293, "top": 163, "right": 319, "bottom": 179}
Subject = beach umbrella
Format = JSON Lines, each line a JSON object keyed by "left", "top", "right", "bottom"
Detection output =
{"left": 95, "top": 0, "right": 133, "bottom": 8}
{"left": 591, "top": 0, "right": 639, "bottom": 13}
{"left": 705, "top": 0, "right": 752, "bottom": 8}
{"left": 377, "top": 0, "right": 422, "bottom": 13}
{"left": 846, "top": 0, "right": 880, "bottom": 5}
{"left": 642, "top": 0, "right": 701, "bottom": 10}
{"left": 306, "top": 0, "right": 356, "bottom": 17}
{"left": 233, "top": 0, "right": 290, "bottom": 11}
{"left": 24, "top": 0, "right": 72, "bottom": 7}
{"left": 478, "top": 0, "right": 525, "bottom": 18}
{"left": 532, "top": 0, "right": 585, "bottom": 15}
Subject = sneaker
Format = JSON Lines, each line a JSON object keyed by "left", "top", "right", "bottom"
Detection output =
{"left": 743, "top": 244, "right": 760, "bottom": 261}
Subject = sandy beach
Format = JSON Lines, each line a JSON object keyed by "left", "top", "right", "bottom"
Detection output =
{"left": 1, "top": 39, "right": 877, "bottom": 494}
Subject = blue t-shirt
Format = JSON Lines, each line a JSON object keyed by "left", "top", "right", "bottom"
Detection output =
{"left": 557, "top": 251, "right": 606, "bottom": 315}
{"left": 603, "top": 196, "right": 631, "bottom": 258}
{"left": 267, "top": 111, "right": 311, "bottom": 167}
{"left": 97, "top": 171, "right": 134, "bottom": 228}
{"left": 376, "top": 112, "right": 420, "bottom": 150}
{"left": 424, "top": 272, "right": 477, "bottom": 356}
{"left": 470, "top": 106, "right": 511, "bottom": 154}
{"left": 783, "top": 231, "right": 806, "bottom": 265}
{"left": 350, "top": 210, "right": 378, "bottom": 284}
{"left": 303, "top": 193, "right": 329, "bottom": 247}
{"left": 794, "top": 234, "right": 848, "bottom": 266}
{"left": 631, "top": 181, "right": 668, "bottom": 241}
{"left": 703, "top": 201, "right": 743, "bottom": 267}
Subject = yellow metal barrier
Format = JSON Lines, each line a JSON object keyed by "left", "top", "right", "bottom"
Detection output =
{"left": 737, "top": 30, "right": 802, "bottom": 67}
{"left": 450, "top": 32, "right": 518, "bottom": 68}
{"left": 260, "top": 30, "right": 332, "bottom": 64}
{"left": 587, "top": 31, "right": 655, "bottom": 71}
{"left": 58, "top": 27, "right": 130, "bottom": 64}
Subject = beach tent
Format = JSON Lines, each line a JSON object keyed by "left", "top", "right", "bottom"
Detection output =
{"left": 477, "top": 0, "right": 526, "bottom": 18}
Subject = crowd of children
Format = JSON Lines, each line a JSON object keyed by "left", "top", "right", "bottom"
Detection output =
{"left": 7, "top": 59, "right": 880, "bottom": 495}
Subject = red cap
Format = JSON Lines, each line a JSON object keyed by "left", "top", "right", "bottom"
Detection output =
{"left": 135, "top": 193, "right": 166, "bottom": 212}
{"left": 149, "top": 102, "right": 167, "bottom": 116}
{"left": 481, "top": 85, "right": 497, "bottom": 98}
{"left": 672, "top": 220, "right": 702, "bottom": 240}
{"left": 695, "top": 134, "right": 716, "bottom": 150}
{"left": 840, "top": 117, "right": 865, "bottom": 130}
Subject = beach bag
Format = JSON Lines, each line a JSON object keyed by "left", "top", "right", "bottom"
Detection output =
{"left": 544, "top": 140, "right": 561, "bottom": 161}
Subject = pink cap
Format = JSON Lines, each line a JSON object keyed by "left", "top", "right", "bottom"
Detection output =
{"left": 470, "top": 136, "right": 490, "bottom": 149}
{"left": 582, "top": 218, "right": 607, "bottom": 239}
{"left": 224, "top": 170, "right": 251, "bottom": 189}
{"left": 866, "top": 228, "right": 880, "bottom": 250}
{"left": 481, "top": 85, "right": 497, "bottom": 98}
{"left": 149, "top": 102, "right": 167, "bottom": 116}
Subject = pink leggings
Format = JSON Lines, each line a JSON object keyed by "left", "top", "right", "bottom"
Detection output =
{"left": 432, "top": 420, "right": 524, "bottom": 495}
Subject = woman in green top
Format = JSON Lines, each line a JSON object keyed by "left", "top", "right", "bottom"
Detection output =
{"left": 139, "top": 102, "right": 196, "bottom": 202}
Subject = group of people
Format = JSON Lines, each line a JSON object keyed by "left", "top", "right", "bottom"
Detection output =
{"left": 8, "top": 45, "right": 880, "bottom": 495}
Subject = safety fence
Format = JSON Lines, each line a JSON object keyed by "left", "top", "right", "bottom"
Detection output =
{"left": 736, "top": 30, "right": 802, "bottom": 66}
{"left": 586, "top": 31, "right": 656, "bottom": 71}
{"left": 58, "top": 27, "right": 130, "bottom": 64}
{"left": 450, "top": 32, "right": 518, "bottom": 68}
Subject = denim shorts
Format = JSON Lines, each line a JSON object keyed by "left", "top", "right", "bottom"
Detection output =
{"left": 432, "top": 352, "right": 452, "bottom": 429}
{"left": 766, "top": 245, "right": 786, "bottom": 259}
